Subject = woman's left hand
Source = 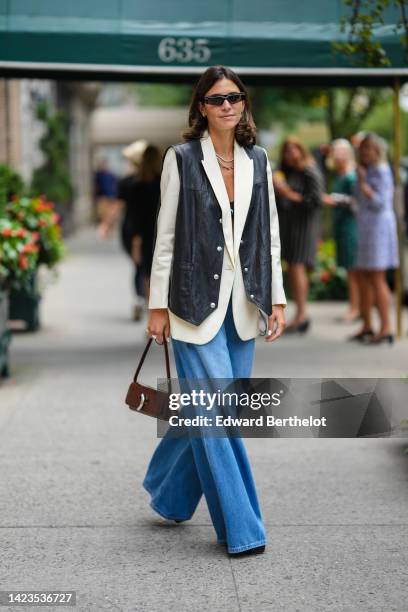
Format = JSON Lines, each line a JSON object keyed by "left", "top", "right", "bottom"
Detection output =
{"left": 357, "top": 165, "right": 374, "bottom": 198}
{"left": 357, "top": 165, "right": 366, "bottom": 182}
{"left": 265, "top": 305, "right": 286, "bottom": 342}
{"left": 322, "top": 193, "right": 335, "bottom": 206}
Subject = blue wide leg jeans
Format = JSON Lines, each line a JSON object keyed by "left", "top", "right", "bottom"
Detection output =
{"left": 142, "top": 298, "right": 267, "bottom": 553}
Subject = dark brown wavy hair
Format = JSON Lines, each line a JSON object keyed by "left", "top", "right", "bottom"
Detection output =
{"left": 139, "top": 145, "right": 162, "bottom": 182}
{"left": 181, "top": 65, "right": 256, "bottom": 147}
{"left": 279, "top": 135, "right": 316, "bottom": 172}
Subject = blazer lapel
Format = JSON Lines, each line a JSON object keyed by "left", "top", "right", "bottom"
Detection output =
{"left": 200, "top": 130, "right": 235, "bottom": 267}
{"left": 233, "top": 138, "right": 253, "bottom": 261}
{"left": 200, "top": 130, "right": 254, "bottom": 267}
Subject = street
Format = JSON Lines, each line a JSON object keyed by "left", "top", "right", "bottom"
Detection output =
{"left": 1, "top": 225, "right": 408, "bottom": 612}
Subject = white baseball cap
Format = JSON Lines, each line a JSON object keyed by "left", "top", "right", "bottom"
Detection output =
{"left": 122, "top": 140, "right": 148, "bottom": 165}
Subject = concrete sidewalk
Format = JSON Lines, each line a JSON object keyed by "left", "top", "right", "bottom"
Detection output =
{"left": 1, "top": 225, "right": 407, "bottom": 612}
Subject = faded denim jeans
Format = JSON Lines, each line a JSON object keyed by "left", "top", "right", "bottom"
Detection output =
{"left": 142, "top": 297, "right": 266, "bottom": 554}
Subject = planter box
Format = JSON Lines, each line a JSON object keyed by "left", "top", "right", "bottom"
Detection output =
{"left": 8, "top": 271, "right": 41, "bottom": 332}
{"left": 0, "top": 290, "right": 11, "bottom": 378}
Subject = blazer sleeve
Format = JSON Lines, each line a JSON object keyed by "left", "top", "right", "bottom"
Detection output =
{"left": 264, "top": 148, "right": 287, "bottom": 308}
{"left": 148, "top": 147, "right": 180, "bottom": 309}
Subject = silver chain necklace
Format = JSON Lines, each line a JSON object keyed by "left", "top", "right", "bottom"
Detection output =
{"left": 217, "top": 158, "right": 234, "bottom": 172}
{"left": 215, "top": 152, "right": 234, "bottom": 163}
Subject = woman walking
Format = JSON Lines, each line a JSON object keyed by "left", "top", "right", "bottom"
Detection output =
{"left": 273, "top": 136, "right": 324, "bottom": 333}
{"left": 323, "top": 139, "right": 360, "bottom": 323}
{"left": 117, "top": 140, "right": 148, "bottom": 320}
{"left": 99, "top": 142, "right": 162, "bottom": 321}
{"left": 351, "top": 133, "right": 399, "bottom": 344}
{"left": 125, "top": 145, "right": 162, "bottom": 303}
{"left": 142, "top": 65, "right": 286, "bottom": 556}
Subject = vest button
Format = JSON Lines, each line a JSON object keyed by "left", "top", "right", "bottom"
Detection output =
{"left": 210, "top": 302, "right": 216, "bottom": 308}
{"left": 240, "top": 239, "right": 244, "bottom": 244}
{"left": 219, "top": 217, "right": 222, "bottom": 223}
{"left": 217, "top": 245, "right": 222, "bottom": 251}
{"left": 250, "top": 294, "right": 254, "bottom": 299}
{"left": 243, "top": 267, "right": 248, "bottom": 272}
{"left": 213, "top": 274, "right": 219, "bottom": 279}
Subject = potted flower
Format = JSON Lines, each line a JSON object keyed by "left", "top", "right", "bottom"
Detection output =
{"left": 5, "top": 196, "right": 65, "bottom": 266}
{"left": 0, "top": 218, "right": 39, "bottom": 374}
{"left": 309, "top": 239, "right": 348, "bottom": 301}
{"left": 282, "top": 239, "right": 348, "bottom": 302}
{"left": 4, "top": 196, "right": 65, "bottom": 331}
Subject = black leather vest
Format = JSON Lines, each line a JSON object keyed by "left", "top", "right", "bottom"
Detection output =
{"left": 156, "top": 138, "right": 272, "bottom": 326}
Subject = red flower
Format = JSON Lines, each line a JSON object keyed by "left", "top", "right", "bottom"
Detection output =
{"left": 15, "top": 228, "right": 27, "bottom": 238}
{"left": 1, "top": 227, "right": 13, "bottom": 237}
{"left": 23, "top": 242, "right": 38, "bottom": 253}
{"left": 19, "top": 254, "right": 29, "bottom": 270}
{"left": 31, "top": 231, "right": 40, "bottom": 241}
{"left": 320, "top": 270, "right": 331, "bottom": 283}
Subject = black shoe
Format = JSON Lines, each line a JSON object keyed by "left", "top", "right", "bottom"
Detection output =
{"left": 297, "top": 318, "right": 310, "bottom": 333}
{"left": 284, "top": 319, "right": 310, "bottom": 334}
{"left": 348, "top": 329, "right": 374, "bottom": 342}
{"left": 174, "top": 519, "right": 184, "bottom": 523}
{"left": 364, "top": 333, "right": 394, "bottom": 345}
{"left": 228, "top": 545, "right": 265, "bottom": 557}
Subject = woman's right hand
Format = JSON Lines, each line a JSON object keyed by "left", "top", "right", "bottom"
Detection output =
{"left": 272, "top": 175, "right": 288, "bottom": 195}
{"left": 274, "top": 179, "right": 302, "bottom": 203}
{"left": 322, "top": 193, "right": 335, "bottom": 206}
{"left": 146, "top": 308, "right": 171, "bottom": 344}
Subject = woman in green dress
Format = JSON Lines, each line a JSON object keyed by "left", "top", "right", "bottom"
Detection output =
{"left": 323, "top": 139, "right": 359, "bottom": 322}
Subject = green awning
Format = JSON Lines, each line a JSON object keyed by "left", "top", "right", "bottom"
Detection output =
{"left": 0, "top": 1, "right": 406, "bottom": 84}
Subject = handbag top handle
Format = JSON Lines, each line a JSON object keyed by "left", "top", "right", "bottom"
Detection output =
{"left": 133, "top": 337, "right": 171, "bottom": 383}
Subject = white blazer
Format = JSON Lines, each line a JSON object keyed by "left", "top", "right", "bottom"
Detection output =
{"left": 148, "top": 129, "right": 287, "bottom": 344}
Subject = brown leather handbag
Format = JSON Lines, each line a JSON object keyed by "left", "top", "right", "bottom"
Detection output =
{"left": 125, "top": 337, "right": 174, "bottom": 421}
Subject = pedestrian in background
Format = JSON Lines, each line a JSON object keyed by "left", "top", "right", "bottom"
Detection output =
{"left": 118, "top": 140, "right": 149, "bottom": 321}
{"left": 351, "top": 132, "right": 399, "bottom": 344}
{"left": 93, "top": 158, "right": 118, "bottom": 224}
{"left": 97, "top": 141, "right": 162, "bottom": 322}
{"left": 128, "top": 144, "right": 162, "bottom": 307}
{"left": 273, "top": 136, "right": 324, "bottom": 334}
{"left": 323, "top": 138, "right": 360, "bottom": 323}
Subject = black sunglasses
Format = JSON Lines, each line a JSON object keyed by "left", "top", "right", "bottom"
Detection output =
{"left": 202, "top": 92, "right": 246, "bottom": 106}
